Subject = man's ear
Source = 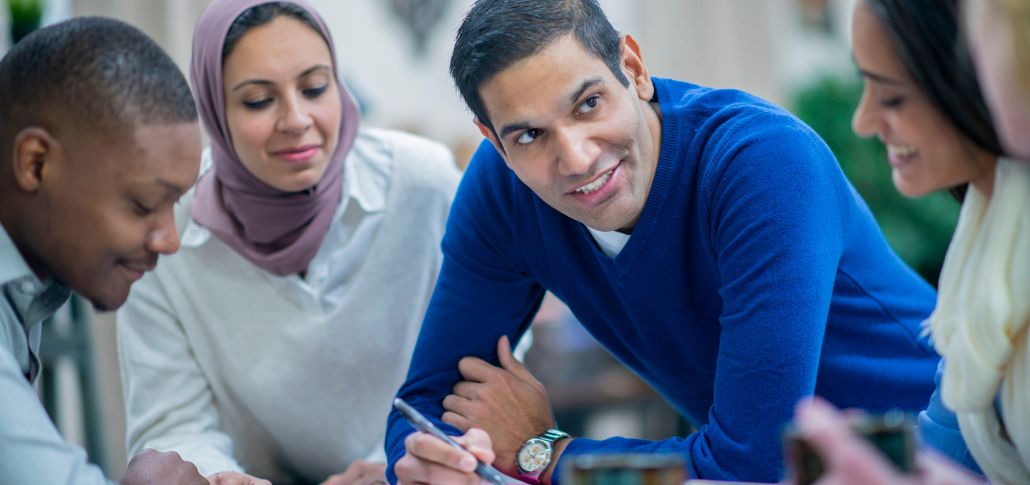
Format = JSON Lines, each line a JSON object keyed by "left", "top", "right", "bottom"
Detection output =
{"left": 10, "top": 127, "right": 59, "bottom": 193}
{"left": 619, "top": 34, "right": 654, "bottom": 103}
{"left": 474, "top": 117, "right": 512, "bottom": 167}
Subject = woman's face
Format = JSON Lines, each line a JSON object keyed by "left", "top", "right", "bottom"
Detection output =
{"left": 966, "top": 0, "right": 1030, "bottom": 159}
{"left": 850, "top": 1, "right": 995, "bottom": 197}
{"left": 222, "top": 15, "right": 342, "bottom": 192}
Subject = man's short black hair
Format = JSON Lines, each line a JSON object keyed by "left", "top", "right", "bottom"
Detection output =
{"left": 449, "top": 0, "right": 629, "bottom": 136}
{"left": 0, "top": 16, "right": 197, "bottom": 153}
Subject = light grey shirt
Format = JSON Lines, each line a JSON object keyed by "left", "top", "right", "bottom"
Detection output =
{"left": 0, "top": 222, "right": 112, "bottom": 485}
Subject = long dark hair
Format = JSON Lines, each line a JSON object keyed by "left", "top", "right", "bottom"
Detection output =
{"left": 223, "top": 2, "right": 328, "bottom": 64}
{"left": 865, "top": 0, "right": 1003, "bottom": 201}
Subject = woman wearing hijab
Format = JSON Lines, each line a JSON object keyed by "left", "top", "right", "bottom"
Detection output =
{"left": 793, "top": 0, "right": 1030, "bottom": 484}
{"left": 116, "top": 1, "right": 460, "bottom": 484}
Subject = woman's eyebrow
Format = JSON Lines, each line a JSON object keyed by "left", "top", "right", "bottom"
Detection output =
{"left": 231, "top": 65, "right": 333, "bottom": 92}
{"left": 232, "top": 79, "right": 272, "bottom": 92}
{"left": 859, "top": 69, "right": 902, "bottom": 85}
{"left": 298, "top": 64, "right": 333, "bottom": 79}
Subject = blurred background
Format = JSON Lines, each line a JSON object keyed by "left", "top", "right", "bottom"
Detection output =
{"left": 2, "top": 0, "right": 959, "bottom": 480}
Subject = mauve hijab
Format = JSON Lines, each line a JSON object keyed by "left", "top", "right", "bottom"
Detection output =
{"left": 190, "top": 0, "right": 360, "bottom": 276}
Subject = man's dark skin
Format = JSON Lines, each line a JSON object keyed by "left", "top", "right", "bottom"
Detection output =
{"left": 0, "top": 111, "right": 206, "bottom": 484}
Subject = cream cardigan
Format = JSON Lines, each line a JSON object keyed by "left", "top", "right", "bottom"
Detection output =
{"left": 117, "top": 128, "right": 460, "bottom": 484}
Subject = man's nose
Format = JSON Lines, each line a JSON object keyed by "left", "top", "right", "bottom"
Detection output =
{"left": 555, "top": 128, "right": 599, "bottom": 177}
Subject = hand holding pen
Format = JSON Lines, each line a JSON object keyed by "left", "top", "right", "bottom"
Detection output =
{"left": 394, "top": 398, "right": 515, "bottom": 485}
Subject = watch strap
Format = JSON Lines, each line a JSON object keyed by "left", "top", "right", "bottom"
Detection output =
{"left": 538, "top": 429, "right": 570, "bottom": 444}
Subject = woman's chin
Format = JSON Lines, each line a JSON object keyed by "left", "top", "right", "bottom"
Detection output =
{"left": 263, "top": 167, "right": 329, "bottom": 193}
{"left": 891, "top": 171, "right": 935, "bottom": 198}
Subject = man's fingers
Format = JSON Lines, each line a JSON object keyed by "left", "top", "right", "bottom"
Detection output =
{"left": 442, "top": 410, "right": 472, "bottom": 432}
{"left": 405, "top": 432, "right": 479, "bottom": 472}
{"left": 457, "top": 356, "right": 495, "bottom": 383}
{"left": 496, "top": 336, "right": 537, "bottom": 385}
{"left": 444, "top": 394, "right": 474, "bottom": 416}
{"left": 451, "top": 381, "right": 481, "bottom": 400}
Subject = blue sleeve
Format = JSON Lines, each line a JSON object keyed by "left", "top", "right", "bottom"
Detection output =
{"left": 385, "top": 141, "right": 546, "bottom": 484}
{"left": 918, "top": 359, "right": 984, "bottom": 475}
{"left": 671, "top": 113, "right": 844, "bottom": 482}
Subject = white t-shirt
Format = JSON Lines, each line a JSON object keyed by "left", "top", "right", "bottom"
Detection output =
{"left": 587, "top": 227, "right": 631, "bottom": 258}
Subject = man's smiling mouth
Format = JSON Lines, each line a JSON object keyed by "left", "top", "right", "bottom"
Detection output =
{"left": 573, "top": 169, "right": 614, "bottom": 195}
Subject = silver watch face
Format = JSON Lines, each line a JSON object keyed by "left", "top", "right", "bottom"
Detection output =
{"left": 518, "top": 438, "right": 552, "bottom": 474}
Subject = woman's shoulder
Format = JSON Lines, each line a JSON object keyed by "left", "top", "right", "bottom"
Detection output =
{"left": 354, "top": 127, "right": 461, "bottom": 196}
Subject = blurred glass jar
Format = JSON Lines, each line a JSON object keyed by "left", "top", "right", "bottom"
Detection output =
{"left": 564, "top": 453, "right": 687, "bottom": 485}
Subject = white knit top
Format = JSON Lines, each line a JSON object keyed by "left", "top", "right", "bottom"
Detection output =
{"left": 116, "top": 128, "right": 460, "bottom": 484}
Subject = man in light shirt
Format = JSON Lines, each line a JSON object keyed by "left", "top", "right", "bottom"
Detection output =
{"left": 0, "top": 17, "right": 206, "bottom": 485}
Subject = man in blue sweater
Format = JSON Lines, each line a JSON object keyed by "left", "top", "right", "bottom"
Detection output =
{"left": 386, "top": 0, "right": 940, "bottom": 482}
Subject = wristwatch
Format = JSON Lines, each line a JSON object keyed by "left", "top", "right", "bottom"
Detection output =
{"left": 517, "top": 429, "right": 571, "bottom": 484}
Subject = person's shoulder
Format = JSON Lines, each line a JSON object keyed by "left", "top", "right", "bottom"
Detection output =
{"left": 355, "top": 128, "right": 461, "bottom": 194}
{"left": 657, "top": 77, "right": 810, "bottom": 141}
{"left": 657, "top": 77, "right": 785, "bottom": 116}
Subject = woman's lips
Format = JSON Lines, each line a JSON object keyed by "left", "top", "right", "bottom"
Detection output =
{"left": 886, "top": 143, "right": 918, "bottom": 169}
{"left": 273, "top": 145, "right": 321, "bottom": 163}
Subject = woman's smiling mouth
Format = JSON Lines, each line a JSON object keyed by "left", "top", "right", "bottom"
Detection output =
{"left": 273, "top": 144, "right": 321, "bottom": 163}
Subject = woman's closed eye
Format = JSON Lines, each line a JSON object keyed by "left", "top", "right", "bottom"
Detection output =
{"left": 243, "top": 98, "right": 273, "bottom": 110}
{"left": 879, "top": 96, "right": 906, "bottom": 109}
{"left": 302, "top": 85, "right": 328, "bottom": 99}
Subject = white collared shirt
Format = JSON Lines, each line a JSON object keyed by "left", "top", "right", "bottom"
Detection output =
{"left": 0, "top": 224, "right": 111, "bottom": 484}
{"left": 118, "top": 128, "right": 460, "bottom": 483}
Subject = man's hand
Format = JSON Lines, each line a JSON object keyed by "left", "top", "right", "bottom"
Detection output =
{"left": 320, "top": 460, "right": 388, "bottom": 485}
{"left": 795, "top": 397, "right": 987, "bottom": 485}
{"left": 394, "top": 428, "right": 496, "bottom": 485}
{"left": 442, "top": 335, "right": 556, "bottom": 476}
{"left": 119, "top": 449, "right": 208, "bottom": 485}
{"left": 205, "top": 472, "right": 272, "bottom": 485}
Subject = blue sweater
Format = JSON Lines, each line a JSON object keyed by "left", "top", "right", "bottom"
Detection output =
{"left": 386, "top": 78, "right": 940, "bottom": 483}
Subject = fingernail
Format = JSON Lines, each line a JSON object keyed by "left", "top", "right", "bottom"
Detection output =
{"left": 460, "top": 455, "right": 477, "bottom": 472}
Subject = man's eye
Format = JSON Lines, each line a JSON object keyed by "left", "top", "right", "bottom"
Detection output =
{"left": 243, "top": 98, "right": 272, "bottom": 109}
{"left": 134, "top": 201, "right": 155, "bottom": 216}
{"left": 579, "top": 96, "right": 599, "bottom": 113}
{"left": 516, "top": 129, "right": 542, "bottom": 145}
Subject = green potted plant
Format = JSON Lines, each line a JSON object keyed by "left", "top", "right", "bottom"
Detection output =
{"left": 8, "top": 0, "right": 43, "bottom": 44}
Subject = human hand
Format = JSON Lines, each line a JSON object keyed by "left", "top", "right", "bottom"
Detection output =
{"left": 394, "top": 428, "right": 496, "bottom": 485}
{"left": 442, "top": 335, "right": 555, "bottom": 476}
{"left": 320, "top": 460, "right": 388, "bottom": 485}
{"left": 119, "top": 448, "right": 207, "bottom": 485}
{"left": 205, "top": 471, "right": 273, "bottom": 485}
{"left": 794, "top": 397, "right": 987, "bottom": 485}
